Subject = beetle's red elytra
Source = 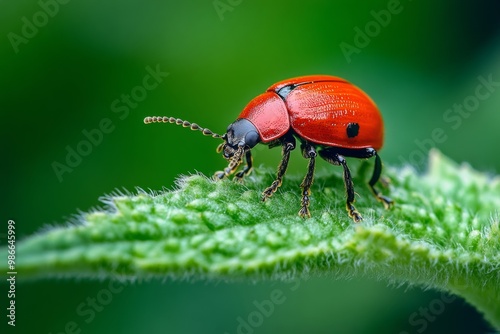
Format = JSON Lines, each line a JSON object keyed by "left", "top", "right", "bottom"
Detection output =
{"left": 144, "top": 75, "right": 393, "bottom": 221}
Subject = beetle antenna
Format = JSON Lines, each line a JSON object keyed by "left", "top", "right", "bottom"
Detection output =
{"left": 144, "top": 116, "right": 223, "bottom": 139}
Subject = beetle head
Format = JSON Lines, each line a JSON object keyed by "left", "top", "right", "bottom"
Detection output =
{"left": 217, "top": 119, "right": 260, "bottom": 159}
{"left": 143, "top": 115, "right": 260, "bottom": 166}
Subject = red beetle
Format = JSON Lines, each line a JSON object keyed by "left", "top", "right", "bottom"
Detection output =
{"left": 145, "top": 75, "right": 392, "bottom": 221}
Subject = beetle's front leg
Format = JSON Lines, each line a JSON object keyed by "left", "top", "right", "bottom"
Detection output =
{"left": 214, "top": 148, "right": 244, "bottom": 180}
{"left": 214, "top": 158, "right": 242, "bottom": 180}
{"left": 234, "top": 150, "right": 253, "bottom": 181}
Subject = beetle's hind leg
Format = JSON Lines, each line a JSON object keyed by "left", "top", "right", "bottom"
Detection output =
{"left": 319, "top": 148, "right": 362, "bottom": 222}
{"left": 262, "top": 135, "right": 296, "bottom": 201}
{"left": 368, "top": 150, "right": 393, "bottom": 209}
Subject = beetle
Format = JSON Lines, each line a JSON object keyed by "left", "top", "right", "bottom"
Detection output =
{"left": 144, "top": 75, "right": 392, "bottom": 221}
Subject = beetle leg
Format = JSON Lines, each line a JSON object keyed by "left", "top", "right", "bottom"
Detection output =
{"left": 234, "top": 150, "right": 253, "bottom": 181}
{"left": 334, "top": 147, "right": 393, "bottom": 209}
{"left": 262, "top": 135, "right": 296, "bottom": 201}
{"left": 214, "top": 147, "right": 244, "bottom": 180}
{"left": 298, "top": 143, "right": 317, "bottom": 218}
{"left": 337, "top": 155, "right": 362, "bottom": 222}
{"left": 319, "top": 149, "right": 362, "bottom": 222}
{"left": 368, "top": 150, "right": 393, "bottom": 209}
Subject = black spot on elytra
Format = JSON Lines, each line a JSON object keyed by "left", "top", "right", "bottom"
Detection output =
{"left": 346, "top": 123, "right": 359, "bottom": 138}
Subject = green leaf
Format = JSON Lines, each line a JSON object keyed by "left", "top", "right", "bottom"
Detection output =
{"left": 1, "top": 150, "right": 499, "bottom": 328}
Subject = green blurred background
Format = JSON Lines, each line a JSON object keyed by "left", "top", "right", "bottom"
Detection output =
{"left": 1, "top": 0, "right": 500, "bottom": 333}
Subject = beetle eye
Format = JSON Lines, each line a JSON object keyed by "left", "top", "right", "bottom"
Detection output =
{"left": 244, "top": 131, "right": 260, "bottom": 149}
